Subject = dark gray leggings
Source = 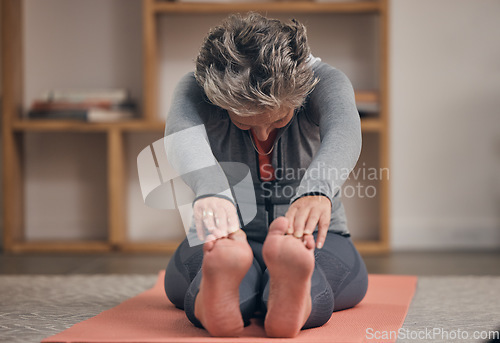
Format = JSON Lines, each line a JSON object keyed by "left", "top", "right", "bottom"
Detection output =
{"left": 164, "top": 231, "right": 368, "bottom": 330}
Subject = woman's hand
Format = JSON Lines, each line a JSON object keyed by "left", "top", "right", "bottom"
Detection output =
{"left": 193, "top": 196, "right": 240, "bottom": 241}
{"left": 285, "top": 195, "right": 332, "bottom": 249}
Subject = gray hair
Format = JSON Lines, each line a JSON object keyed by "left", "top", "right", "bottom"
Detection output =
{"left": 194, "top": 13, "right": 318, "bottom": 117}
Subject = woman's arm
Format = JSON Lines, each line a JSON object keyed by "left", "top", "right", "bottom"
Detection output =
{"left": 291, "top": 62, "right": 362, "bottom": 205}
{"left": 165, "top": 73, "right": 243, "bottom": 240}
{"left": 286, "top": 63, "right": 362, "bottom": 248}
{"left": 164, "top": 72, "right": 236, "bottom": 206}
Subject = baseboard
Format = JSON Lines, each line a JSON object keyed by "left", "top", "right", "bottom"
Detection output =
{"left": 391, "top": 217, "right": 500, "bottom": 250}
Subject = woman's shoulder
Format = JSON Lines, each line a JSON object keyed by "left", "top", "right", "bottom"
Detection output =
{"left": 302, "top": 58, "right": 356, "bottom": 125}
{"left": 176, "top": 72, "right": 203, "bottom": 95}
{"left": 174, "top": 72, "right": 215, "bottom": 107}
{"left": 309, "top": 59, "right": 356, "bottom": 104}
{"left": 173, "top": 71, "right": 227, "bottom": 121}
{"left": 310, "top": 59, "right": 351, "bottom": 86}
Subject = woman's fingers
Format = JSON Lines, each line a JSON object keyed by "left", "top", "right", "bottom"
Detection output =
{"left": 303, "top": 208, "right": 321, "bottom": 235}
{"left": 226, "top": 207, "right": 240, "bottom": 234}
{"left": 292, "top": 208, "right": 309, "bottom": 238}
{"left": 285, "top": 206, "right": 297, "bottom": 235}
{"left": 195, "top": 217, "right": 205, "bottom": 241}
{"left": 316, "top": 211, "right": 331, "bottom": 249}
{"left": 193, "top": 201, "right": 206, "bottom": 241}
{"left": 214, "top": 208, "right": 228, "bottom": 237}
{"left": 202, "top": 209, "right": 217, "bottom": 233}
{"left": 193, "top": 196, "right": 240, "bottom": 241}
{"left": 284, "top": 196, "right": 332, "bottom": 246}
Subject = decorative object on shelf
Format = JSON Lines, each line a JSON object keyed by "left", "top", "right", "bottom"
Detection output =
{"left": 176, "top": 0, "right": 272, "bottom": 3}
{"left": 315, "top": 0, "right": 371, "bottom": 3}
{"left": 355, "top": 91, "right": 380, "bottom": 117}
{"left": 27, "top": 89, "right": 137, "bottom": 122}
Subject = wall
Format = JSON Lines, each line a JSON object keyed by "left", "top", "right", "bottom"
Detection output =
{"left": 390, "top": 0, "right": 500, "bottom": 249}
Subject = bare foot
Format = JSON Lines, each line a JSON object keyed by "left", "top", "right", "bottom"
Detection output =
{"left": 194, "top": 229, "right": 253, "bottom": 337}
{"left": 263, "top": 217, "right": 315, "bottom": 338}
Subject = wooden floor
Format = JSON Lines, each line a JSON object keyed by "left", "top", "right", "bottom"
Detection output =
{"left": 1, "top": 250, "right": 500, "bottom": 275}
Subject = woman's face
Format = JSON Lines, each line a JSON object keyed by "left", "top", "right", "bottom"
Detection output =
{"left": 227, "top": 108, "right": 294, "bottom": 141}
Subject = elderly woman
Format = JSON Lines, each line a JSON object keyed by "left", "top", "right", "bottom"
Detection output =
{"left": 163, "top": 13, "right": 368, "bottom": 338}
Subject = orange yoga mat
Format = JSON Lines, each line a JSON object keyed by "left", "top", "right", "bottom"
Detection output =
{"left": 43, "top": 272, "right": 417, "bottom": 343}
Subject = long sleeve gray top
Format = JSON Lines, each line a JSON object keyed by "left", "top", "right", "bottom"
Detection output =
{"left": 164, "top": 58, "right": 361, "bottom": 241}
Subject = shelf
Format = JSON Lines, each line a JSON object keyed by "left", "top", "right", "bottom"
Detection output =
{"left": 360, "top": 118, "right": 383, "bottom": 132}
{"left": 5, "top": 238, "right": 387, "bottom": 254}
{"left": 353, "top": 240, "right": 389, "bottom": 254}
{"left": 12, "top": 118, "right": 383, "bottom": 132}
{"left": 12, "top": 92, "right": 379, "bottom": 132}
{"left": 9, "top": 241, "right": 112, "bottom": 253}
{"left": 11, "top": 119, "right": 166, "bottom": 132}
{"left": 154, "top": 1, "right": 381, "bottom": 14}
{"left": 112, "top": 239, "right": 390, "bottom": 255}
{"left": 125, "top": 240, "right": 390, "bottom": 255}
{"left": 355, "top": 90, "right": 378, "bottom": 103}
{"left": 119, "top": 241, "right": 183, "bottom": 253}
{"left": 110, "top": 239, "right": 388, "bottom": 255}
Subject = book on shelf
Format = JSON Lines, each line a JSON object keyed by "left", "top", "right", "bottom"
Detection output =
{"left": 28, "top": 88, "right": 138, "bottom": 122}
{"left": 27, "top": 108, "right": 135, "bottom": 122}
{"left": 37, "top": 89, "right": 129, "bottom": 103}
{"left": 356, "top": 102, "right": 379, "bottom": 116}
{"left": 355, "top": 91, "right": 379, "bottom": 117}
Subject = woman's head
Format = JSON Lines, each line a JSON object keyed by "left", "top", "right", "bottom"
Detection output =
{"left": 195, "top": 13, "right": 318, "bottom": 119}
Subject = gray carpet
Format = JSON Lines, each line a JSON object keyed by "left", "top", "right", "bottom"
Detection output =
{"left": 0, "top": 275, "right": 157, "bottom": 343}
{"left": 1, "top": 274, "right": 499, "bottom": 343}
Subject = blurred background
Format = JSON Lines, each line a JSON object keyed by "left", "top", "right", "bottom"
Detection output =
{"left": 1, "top": 0, "right": 499, "bottom": 258}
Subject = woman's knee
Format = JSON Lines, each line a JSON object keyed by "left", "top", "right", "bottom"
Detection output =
{"left": 302, "top": 274, "right": 335, "bottom": 329}
{"left": 164, "top": 253, "right": 189, "bottom": 309}
{"left": 314, "top": 233, "right": 369, "bottom": 311}
{"left": 333, "top": 268, "right": 368, "bottom": 311}
{"left": 302, "top": 310, "right": 332, "bottom": 330}
{"left": 332, "top": 242, "right": 368, "bottom": 311}
{"left": 164, "top": 239, "right": 204, "bottom": 309}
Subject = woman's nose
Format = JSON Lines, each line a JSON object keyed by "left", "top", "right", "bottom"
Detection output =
{"left": 254, "top": 127, "right": 270, "bottom": 141}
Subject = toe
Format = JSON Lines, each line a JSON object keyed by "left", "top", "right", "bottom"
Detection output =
{"left": 268, "top": 217, "right": 289, "bottom": 236}
{"left": 228, "top": 229, "right": 247, "bottom": 242}
{"left": 303, "top": 234, "right": 315, "bottom": 250}
{"left": 203, "top": 235, "right": 216, "bottom": 252}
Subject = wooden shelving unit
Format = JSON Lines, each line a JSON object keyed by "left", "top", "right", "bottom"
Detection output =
{"left": 153, "top": 1, "right": 380, "bottom": 13}
{"left": 2, "top": 0, "right": 389, "bottom": 254}
{"left": 10, "top": 119, "right": 166, "bottom": 132}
